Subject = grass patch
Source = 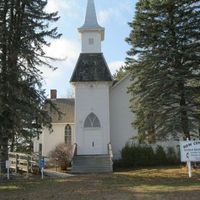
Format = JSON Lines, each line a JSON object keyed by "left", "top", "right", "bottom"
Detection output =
{"left": 102, "top": 166, "right": 200, "bottom": 194}
{"left": 0, "top": 185, "right": 20, "bottom": 190}
{"left": 0, "top": 167, "right": 200, "bottom": 200}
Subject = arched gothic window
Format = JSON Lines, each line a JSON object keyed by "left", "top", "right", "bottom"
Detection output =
{"left": 65, "top": 124, "right": 71, "bottom": 145}
{"left": 84, "top": 112, "right": 101, "bottom": 128}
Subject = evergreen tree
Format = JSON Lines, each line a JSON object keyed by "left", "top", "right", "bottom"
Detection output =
{"left": 127, "top": 0, "right": 200, "bottom": 141}
{"left": 0, "top": 0, "right": 61, "bottom": 172}
{"left": 113, "top": 65, "right": 129, "bottom": 81}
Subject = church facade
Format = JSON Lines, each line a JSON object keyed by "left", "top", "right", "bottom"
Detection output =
{"left": 33, "top": 0, "right": 178, "bottom": 172}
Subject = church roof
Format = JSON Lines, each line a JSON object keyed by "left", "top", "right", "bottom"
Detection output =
{"left": 46, "top": 99, "right": 75, "bottom": 123}
{"left": 78, "top": 0, "right": 104, "bottom": 39}
{"left": 70, "top": 53, "right": 113, "bottom": 82}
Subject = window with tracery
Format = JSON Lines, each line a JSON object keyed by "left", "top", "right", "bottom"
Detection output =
{"left": 84, "top": 112, "right": 101, "bottom": 128}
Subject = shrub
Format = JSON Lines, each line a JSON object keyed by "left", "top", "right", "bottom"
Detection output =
{"left": 121, "top": 144, "right": 155, "bottom": 167}
{"left": 49, "top": 143, "right": 73, "bottom": 170}
{"left": 166, "top": 147, "right": 179, "bottom": 164}
{"left": 113, "top": 159, "right": 125, "bottom": 170}
{"left": 119, "top": 144, "right": 179, "bottom": 169}
{"left": 154, "top": 145, "right": 167, "bottom": 165}
{"left": 121, "top": 143, "right": 135, "bottom": 167}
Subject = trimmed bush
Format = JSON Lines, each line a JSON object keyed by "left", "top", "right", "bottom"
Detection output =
{"left": 121, "top": 144, "right": 135, "bottom": 167}
{"left": 119, "top": 144, "right": 179, "bottom": 168}
{"left": 166, "top": 147, "right": 179, "bottom": 164}
{"left": 121, "top": 144, "right": 155, "bottom": 167}
{"left": 155, "top": 145, "right": 167, "bottom": 165}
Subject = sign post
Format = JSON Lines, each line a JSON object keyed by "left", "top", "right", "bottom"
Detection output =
{"left": 41, "top": 167, "right": 44, "bottom": 180}
{"left": 187, "top": 160, "right": 192, "bottom": 178}
{"left": 180, "top": 140, "right": 200, "bottom": 178}
{"left": 39, "top": 158, "right": 45, "bottom": 180}
{"left": 6, "top": 160, "right": 11, "bottom": 180}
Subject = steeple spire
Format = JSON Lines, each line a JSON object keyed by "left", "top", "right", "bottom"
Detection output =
{"left": 79, "top": 0, "right": 104, "bottom": 40}
{"left": 70, "top": 0, "right": 112, "bottom": 82}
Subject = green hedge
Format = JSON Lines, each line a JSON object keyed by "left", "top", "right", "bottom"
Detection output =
{"left": 114, "top": 144, "right": 179, "bottom": 169}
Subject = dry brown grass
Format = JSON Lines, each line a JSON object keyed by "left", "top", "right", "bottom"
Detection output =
{"left": 0, "top": 166, "right": 200, "bottom": 200}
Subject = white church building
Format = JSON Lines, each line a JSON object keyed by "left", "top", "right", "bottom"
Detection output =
{"left": 33, "top": 0, "right": 177, "bottom": 173}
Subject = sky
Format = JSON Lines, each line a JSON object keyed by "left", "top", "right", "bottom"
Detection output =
{"left": 42, "top": 0, "right": 138, "bottom": 98}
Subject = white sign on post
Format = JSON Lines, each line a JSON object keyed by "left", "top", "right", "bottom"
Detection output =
{"left": 6, "top": 160, "right": 11, "bottom": 169}
{"left": 180, "top": 141, "right": 200, "bottom": 162}
{"left": 180, "top": 140, "right": 200, "bottom": 178}
{"left": 6, "top": 160, "right": 11, "bottom": 180}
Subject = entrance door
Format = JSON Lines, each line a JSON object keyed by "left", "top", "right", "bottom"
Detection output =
{"left": 83, "top": 130, "right": 103, "bottom": 155}
{"left": 81, "top": 112, "right": 104, "bottom": 155}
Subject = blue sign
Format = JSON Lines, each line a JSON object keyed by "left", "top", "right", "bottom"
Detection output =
{"left": 39, "top": 159, "right": 45, "bottom": 169}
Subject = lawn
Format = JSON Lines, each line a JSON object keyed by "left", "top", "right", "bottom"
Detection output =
{"left": 0, "top": 166, "right": 200, "bottom": 200}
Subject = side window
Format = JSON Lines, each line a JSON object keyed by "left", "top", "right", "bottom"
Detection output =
{"left": 89, "top": 38, "right": 94, "bottom": 45}
{"left": 39, "top": 143, "right": 42, "bottom": 154}
{"left": 84, "top": 113, "right": 101, "bottom": 128}
{"left": 65, "top": 124, "right": 72, "bottom": 145}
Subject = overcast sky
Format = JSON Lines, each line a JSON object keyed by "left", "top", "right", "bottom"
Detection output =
{"left": 42, "top": 0, "right": 137, "bottom": 98}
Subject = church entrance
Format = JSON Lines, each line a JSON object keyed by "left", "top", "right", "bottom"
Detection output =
{"left": 83, "top": 130, "right": 103, "bottom": 155}
{"left": 81, "top": 112, "right": 104, "bottom": 155}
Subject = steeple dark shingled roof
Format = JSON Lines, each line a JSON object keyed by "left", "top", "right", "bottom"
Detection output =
{"left": 70, "top": 53, "right": 113, "bottom": 82}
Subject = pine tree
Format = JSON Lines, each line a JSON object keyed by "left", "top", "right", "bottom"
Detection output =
{"left": 113, "top": 65, "right": 129, "bottom": 81}
{"left": 0, "top": 0, "right": 61, "bottom": 172}
{"left": 127, "top": 0, "right": 200, "bottom": 142}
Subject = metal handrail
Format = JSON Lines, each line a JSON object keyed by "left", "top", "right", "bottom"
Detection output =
{"left": 72, "top": 143, "right": 77, "bottom": 158}
{"left": 108, "top": 143, "right": 113, "bottom": 158}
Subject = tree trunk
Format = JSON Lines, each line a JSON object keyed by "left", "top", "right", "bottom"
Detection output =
{"left": 199, "top": 126, "right": 200, "bottom": 139}
{"left": 0, "top": 137, "right": 9, "bottom": 173}
{"left": 181, "top": 110, "right": 190, "bottom": 140}
{"left": 10, "top": 135, "right": 15, "bottom": 152}
{"left": 179, "top": 82, "right": 190, "bottom": 140}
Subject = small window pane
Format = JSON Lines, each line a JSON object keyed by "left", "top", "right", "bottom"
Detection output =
{"left": 89, "top": 38, "right": 94, "bottom": 45}
{"left": 89, "top": 113, "right": 96, "bottom": 121}
{"left": 84, "top": 117, "right": 92, "bottom": 128}
{"left": 93, "top": 118, "right": 101, "bottom": 127}
{"left": 39, "top": 144, "right": 42, "bottom": 154}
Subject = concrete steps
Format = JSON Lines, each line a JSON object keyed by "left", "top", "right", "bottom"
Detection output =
{"left": 71, "top": 155, "right": 113, "bottom": 173}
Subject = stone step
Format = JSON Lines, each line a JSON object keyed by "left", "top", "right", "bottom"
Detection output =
{"left": 71, "top": 155, "right": 113, "bottom": 173}
{"left": 72, "top": 168, "right": 112, "bottom": 173}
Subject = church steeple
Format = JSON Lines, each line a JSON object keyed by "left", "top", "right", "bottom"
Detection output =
{"left": 78, "top": 0, "right": 104, "bottom": 40}
{"left": 70, "top": 0, "right": 112, "bottom": 83}
{"left": 78, "top": 0, "right": 105, "bottom": 54}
